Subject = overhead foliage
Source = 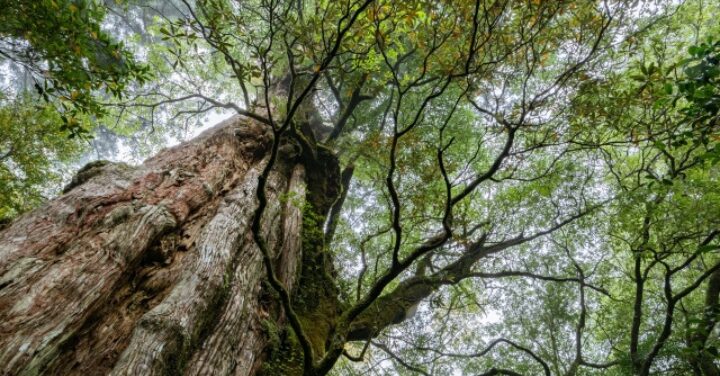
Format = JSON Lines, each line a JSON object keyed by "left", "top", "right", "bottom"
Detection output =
{"left": 0, "top": 0, "right": 150, "bottom": 136}
{"left": 108, "top": 0, "right": 716, "bottom": 373}
{"left": 3, "top": 0, "right": 720, "bottom": 375}
{"left": 0, "top": 94, "right": 84, "bottom": 222}
{"left": 0, "top": 0, "right": 153, "bottom": 221}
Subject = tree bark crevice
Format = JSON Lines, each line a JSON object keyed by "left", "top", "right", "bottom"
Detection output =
{"left": 0, "top": 116, "right": 314, "bottom": 376}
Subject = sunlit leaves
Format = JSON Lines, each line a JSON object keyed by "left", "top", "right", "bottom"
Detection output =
{"left": 0, "top": 94, "right": 85, "bottom": 221}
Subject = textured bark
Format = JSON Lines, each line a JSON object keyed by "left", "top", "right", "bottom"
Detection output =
{"left": 0, "top": 116, "right": 316, "bottom": 376}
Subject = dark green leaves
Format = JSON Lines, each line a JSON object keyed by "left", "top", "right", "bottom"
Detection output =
{"left": 679, "top": 38, "right": 720, "bottom": 117}
{"left": 0, "top": 0, "right": 150, "bottom": 136}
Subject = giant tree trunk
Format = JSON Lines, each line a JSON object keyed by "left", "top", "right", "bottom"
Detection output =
{"left": 0, "top": 116, "right": 340, "bottom": 375}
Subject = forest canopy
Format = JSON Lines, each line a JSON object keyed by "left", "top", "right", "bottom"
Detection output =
{"left": 1, "top": 0, "right": 720, "bottom": 375}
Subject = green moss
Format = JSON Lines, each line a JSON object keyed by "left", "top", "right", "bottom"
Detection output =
{"left": 258, "top": 325, "right": 304, "bottom": 376}
{"left": 261, "top": 319, "right": 281, "bottom": 356}
{"left": 259, "top": 142, "right": 345, "bottom": 375}
{"left": 294, "top": 204, "right": 340, "bottom": 308}
{"left": 298, "top": 299, "right": 338, "bottom": 354}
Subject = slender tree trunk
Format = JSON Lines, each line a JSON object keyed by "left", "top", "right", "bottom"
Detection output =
{"left": 687, "top": 269, "right": 720, "bottom": 376}
{"left": 0, "top": 116, "right": 339, "bottom": 375}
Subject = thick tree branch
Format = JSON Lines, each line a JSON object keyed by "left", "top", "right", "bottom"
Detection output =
{"left": 346, "top": 204, "right": 600, "bottom": 342}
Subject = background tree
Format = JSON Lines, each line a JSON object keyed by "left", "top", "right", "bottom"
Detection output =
{"left": 0, "top": 94, "right": 84, "bottom": 222}
{"left": 0, "top": 0, "right": 150, "bottom": 135}
{"left": 0, "top": 0, "right": 153, "bottom": 221}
